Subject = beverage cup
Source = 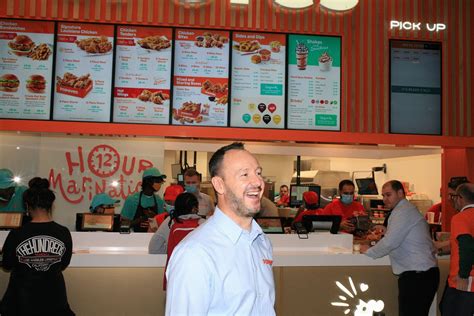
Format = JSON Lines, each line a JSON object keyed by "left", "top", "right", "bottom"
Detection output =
{"left": 296, "top": 51, "right": 308, "bottom": 70}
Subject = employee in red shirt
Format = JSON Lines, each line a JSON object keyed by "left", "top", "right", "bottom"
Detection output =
{"left": 293, "top": 191, "right": 323, "bottom": 224}
{"left": 275, "top": 184, "right": 289, "bottom": 207}
{"left": 322, "top": 179, "right": 366, "bottom": 232}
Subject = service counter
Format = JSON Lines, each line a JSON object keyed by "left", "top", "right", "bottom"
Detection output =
{"left": 0, "top": 232, "right": 449, "bottom": 316}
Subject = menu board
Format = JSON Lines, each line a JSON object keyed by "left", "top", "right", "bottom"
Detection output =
{"left": 113, "top": 26, "right": 172, "bottom": 124}
{"left": 53, "top": 22, "right": 114, "bottom": 122}
{"left": 230, "top": 32, "right": 286, "bottom": 128}
{"left": 0, "top": 19, "right": 54, "bottom": 120}
{"left": 390, "top": 40, "right": 441, "bottom": 135}
{"left": 172, "top": 29, "right": 230, "bottom": 126}
{"left": 287, "top": 35, "right": 341, "bottom": 131}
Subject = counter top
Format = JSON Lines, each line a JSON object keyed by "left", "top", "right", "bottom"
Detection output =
{"left": 0, "top": 230, "right": 396, "bottom": 268}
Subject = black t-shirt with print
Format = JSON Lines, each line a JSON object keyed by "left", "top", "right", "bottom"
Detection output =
{"left": 1, "top": 221, "right": 74, "bottom": 316}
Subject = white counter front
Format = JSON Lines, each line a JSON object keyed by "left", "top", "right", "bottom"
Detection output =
{"left": 1, "top": 230, "right": 389, "bottom": 267}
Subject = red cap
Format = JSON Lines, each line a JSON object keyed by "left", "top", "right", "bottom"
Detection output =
{"left": 303, "top": 191, "right": 319, "bottom": 205}
{"left": 164, "top": 184, "right": 184, "bottom": 202}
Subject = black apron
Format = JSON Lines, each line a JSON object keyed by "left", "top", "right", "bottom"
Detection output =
{"left": 132, "top": 191, "right": 158, "bottom": 232}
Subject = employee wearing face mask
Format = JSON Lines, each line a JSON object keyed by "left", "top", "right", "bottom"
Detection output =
{"left": 0, "top": 169, "right": 27, "bottom": 213}
{"left": 121, "top": 167, "right": 166, "bottom": 232}
{"left": 322, "top": 179, "right": 366, "bottom": 232}
{"left": 183, "top": 168, "right": 214, "bottom": 217}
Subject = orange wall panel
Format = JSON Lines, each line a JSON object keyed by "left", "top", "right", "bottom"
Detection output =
{"left": 1, "top": 0, "right": 473, "bottom": 139}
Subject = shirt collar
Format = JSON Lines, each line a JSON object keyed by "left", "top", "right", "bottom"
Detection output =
{"left": 460, "top": 204, "right": 474, "bottom": 212}
{"left": 392, "top": 198, "right": 409, "bottom": 211}
{"left": 213, "top": 207, "right": 263, "bottom": 244}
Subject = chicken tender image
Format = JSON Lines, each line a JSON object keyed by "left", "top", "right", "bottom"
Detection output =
{"left": 75, "top": 36, "right": 112, "bottom": 54}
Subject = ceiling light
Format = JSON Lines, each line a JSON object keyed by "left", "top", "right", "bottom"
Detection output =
{"left": 275, "top": 0, "right": 314, "bottom": 9}
{"left": 320, "top": 0, "right": 359, "bottom": 11}
{"left": 230, "top": 0, "right": 249, "bottom": 4}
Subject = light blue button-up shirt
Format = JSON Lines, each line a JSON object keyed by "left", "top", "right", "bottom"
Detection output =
{"left": 165, "top": 207, "right": 276, "bottom": 316}
{"left": 365, "top": 199, "right": 437, "bottom": 275}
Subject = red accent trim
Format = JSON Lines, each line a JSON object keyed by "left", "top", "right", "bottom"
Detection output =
{"left": 1, "top": 119, "right": 472, "bottom": 147}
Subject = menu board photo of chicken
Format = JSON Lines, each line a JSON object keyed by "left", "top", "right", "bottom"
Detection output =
{"left": 53, "top": 22, "right": 114, "bottom": 122}
{"left": 113, "top": 26, "right": 172, "bottom": 124}
{"left": 172, "top": 29, "right": 230, "bottom": 127}
{"left": 230, "top": 32, "right": 286, "bottom": 129}
{"left": 0, "top": 19, "right": 54, "bottom": 120}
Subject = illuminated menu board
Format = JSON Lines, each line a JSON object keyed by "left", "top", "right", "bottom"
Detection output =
{"left": 113, "top": 26, "right": 172, "bottom": 124}
{"left": 0, "top": 19, "right": 54, "bottom": 120}
{"left": 390, "top": 40, "right": 441, "bottom": 135}
{"left": 53, "top": 22, "right": 114, "bottom": 122}
{"left": 230, "top": 32, "right": 286, "bottom": 128}
{"left": 287, "top": 35, "right": 341, "bottom": 131}
{"left": 172, "top": 29, "right": 230, "bottom": 127}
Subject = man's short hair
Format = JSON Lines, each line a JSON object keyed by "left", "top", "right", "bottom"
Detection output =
{"left": 209, "top": 142, "right": 245, "bottom": 178}
{"left": 184, "top": 168, "right": 201, "bottom": 180}
{"left": 384, "top": 180, "right": 406, "bottom": 195}
{"left": 448, "top": 176, "right": 469, "bottom": 190}
{"left": 339, "top": 179, "right": 355, "bottom": 192}
{"left": 456, "top": 183, "right": 474, "bottom": 204}
{"left": 280, "top": 184, "right": 288, "bottom": 190}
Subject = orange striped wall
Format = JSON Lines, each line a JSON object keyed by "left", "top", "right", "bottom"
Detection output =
{"left": 1, "top": 0, "right": 473, "bottom": 137}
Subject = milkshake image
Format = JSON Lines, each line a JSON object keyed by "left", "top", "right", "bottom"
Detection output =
{"left": 319, "top": 52, "right": 333, "bottom": 72}
{"left": 296, "top": 42, "right": 309, "bottom": 70}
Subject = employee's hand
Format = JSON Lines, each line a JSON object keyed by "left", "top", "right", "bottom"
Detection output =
{"left": 359, "top": 244, "right": 370, "bottom": 253}
{"left": 455, "top": 276, "right": 469, "bottom": 291}
{"left": 139, "top": 219, "right": 150, "bottom": 229}
{"left": 143, "top": 210, "right": 156, "bottom": 217}
{"left": 340, "top": 220, "right": 355, "bottom": 232}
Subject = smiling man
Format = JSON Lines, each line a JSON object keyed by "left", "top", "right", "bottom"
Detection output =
{"left": 165, "top": 142, "right": 275, "bottom": 316}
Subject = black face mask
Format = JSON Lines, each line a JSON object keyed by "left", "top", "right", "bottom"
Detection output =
{"left": 0, "top": 187, "right": 15, "bottom": 203}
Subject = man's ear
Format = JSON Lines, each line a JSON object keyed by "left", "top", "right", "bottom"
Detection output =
{"left": 211, "top": 176, "right": 225, "bottom": 196}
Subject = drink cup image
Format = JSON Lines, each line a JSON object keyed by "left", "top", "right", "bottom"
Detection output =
{"left": 319, "top": 52, "right": 333, "bottom": 72}
{"left": 295, "top": 42, "right": 309, "bottom": 70}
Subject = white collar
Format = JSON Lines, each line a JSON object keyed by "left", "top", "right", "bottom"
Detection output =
{"left": 460, "top": 204, "right": 474, "bottom": 212}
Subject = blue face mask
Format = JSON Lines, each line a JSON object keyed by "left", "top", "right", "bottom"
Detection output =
{"left": 185, "top": 184, "right": 198, "bottom": 194}
{"left": 164, "top": 203, "right": 174, "bottom": 213}
{"left": 340, "top": 194, "right": 354, "bottom": 205}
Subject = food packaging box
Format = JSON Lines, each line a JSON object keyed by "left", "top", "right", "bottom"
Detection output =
{"left": 56, "top": 82, "right": 93, "bottom": 98}
{"left": 177, "top": 104, "right": 201, "bottom": 119}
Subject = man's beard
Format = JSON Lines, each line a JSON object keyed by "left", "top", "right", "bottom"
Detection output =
{"left": 225, "top": 184, "right": 261, "bottom": 218}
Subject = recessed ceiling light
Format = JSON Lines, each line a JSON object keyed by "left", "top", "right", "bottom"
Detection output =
{"left": 320, "top": 0, "right": 359, "bottom": 11}
{"left": 274, "top": 0, "right": 314, "bottom": 9}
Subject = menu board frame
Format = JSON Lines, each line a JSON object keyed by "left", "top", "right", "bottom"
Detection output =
{"left": 0, "top": 18, "right": 56, "bottom": 120}
{"left": 229, "top": 31, "right": 287, "bottom": 129}
{"left": 0, "top": 18, "right": 345, "bottom": 134}
{"left": 389, "top": 39, "right": 442, "bottom": 136}
{"left": 52, "top": 21, "right": 116, "bottom": 123}
{"left": 113, "top": 25, "right": 173, "bottom": 125}
{"left": 286, "top": 34, "right": 342, "bottom": 132}
{"left": 171, "top": 28, "right": 231, "bottom": 127}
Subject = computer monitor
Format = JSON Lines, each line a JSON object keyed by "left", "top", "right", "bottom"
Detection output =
{"left": 76, "top": 213, "right": 121, "bottom": 232}
{"left": 355, "top": 178, "right": 378, "bottom": 195}
{"left": 255, "top": 217, "right": 285, "bottom": 234}
{"left": 289, "top": 184, "right": 321, "bottom": 208}
{"left": 302, "top": 215, "right": 341, "bottom": 234}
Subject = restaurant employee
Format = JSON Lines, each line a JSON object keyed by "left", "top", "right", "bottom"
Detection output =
{"left": 322, "top": 179, "right": 366, "bottom": 232}
{"left": 0, "top": 169, "right": 27, "bottom": 213}
{"left": 121, "top": 167, "right": 166, "bottom": 232}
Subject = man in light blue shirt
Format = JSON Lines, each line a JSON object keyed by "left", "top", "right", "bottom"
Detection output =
{"left": 364, "top": 180, "right": 439, "bottom": 316}
{"left": 166, "top": 142, "right": 275, "bottom": 316}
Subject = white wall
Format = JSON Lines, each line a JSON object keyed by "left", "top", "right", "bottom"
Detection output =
{"left": 0, "top": 132, "right": 165, "bottom": 229}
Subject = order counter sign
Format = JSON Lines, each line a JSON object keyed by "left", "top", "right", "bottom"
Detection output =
{"left": 87, "top": 145, "right": 120, "bottom": 178}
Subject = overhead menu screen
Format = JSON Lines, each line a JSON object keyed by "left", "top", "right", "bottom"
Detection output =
{"left": 230, "top": 32, "right": 286, "bottom": 129}
{"left": 287, "top": 35, "right": 341, "bottom": 131}
{"left": 53, "top": 22, "right": 114, "bottom": 122}
{"left": 172, "top": 29, "right": 230, "bottom": 127}
{"left": 390, "top": 40, "right": 441, "bottom": 135}
{"left": 0, "top": 19, "right": 54, "bottom": 120}
{"left": 113, "top": 26, "right": 172, "bottom": 124}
